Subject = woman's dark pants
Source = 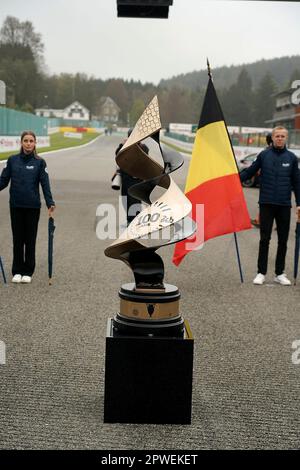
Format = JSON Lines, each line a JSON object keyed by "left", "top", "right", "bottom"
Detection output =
{"left": 10, "top": 207, "right": 40, "bottom": 276}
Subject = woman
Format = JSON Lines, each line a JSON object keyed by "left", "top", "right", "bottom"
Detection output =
{"left": 0, "top": 130, "right": 55, "bottom": 283}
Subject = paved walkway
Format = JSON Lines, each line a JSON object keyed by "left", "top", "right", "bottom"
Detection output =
{"left": 0, "top": 136, "right": 299, "bottom": 449}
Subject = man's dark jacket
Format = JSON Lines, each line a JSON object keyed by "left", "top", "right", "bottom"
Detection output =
{"left": 115, "top": 142, "right": 149, "bottom": 197}
{"left": 0, "top": 152, "right": 55, "bottom": 208}
{"left": 240, "top": 145, "right": 300, "bottom": 207}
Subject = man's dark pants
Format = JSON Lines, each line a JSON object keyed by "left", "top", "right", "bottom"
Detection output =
{"left": 121, "top": 173, "right": 141, "bottom": 225}
{"left": 10, "top": 207, "right": 40, "bottom": 276}
{"left": 258, "top": 203, "right": 291, "bottom": 275}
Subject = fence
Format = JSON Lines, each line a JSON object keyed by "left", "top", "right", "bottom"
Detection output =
{"left": 165, "top": 129, "right": 300, "bottom": 150}
{"left": 0, "top": 106, "right": 48, "bottom": 136}
{"left": 47, "top": 117, "right": 104, "bottom": 129}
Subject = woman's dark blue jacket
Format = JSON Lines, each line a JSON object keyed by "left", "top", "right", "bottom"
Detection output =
{"left": 240, "top": 145, "right": 300, "bottom": 207}
{"left": 0, "top": 151, "right": 55, "bottom": 209}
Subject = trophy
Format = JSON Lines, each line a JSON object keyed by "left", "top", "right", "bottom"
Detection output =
{"left": 104, "top": 96, "right": 196, "bottom": 424}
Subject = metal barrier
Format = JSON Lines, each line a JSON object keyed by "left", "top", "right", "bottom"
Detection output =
{"left": 165, "top": 129, "right": 300, "bottom": 150}
{"left": 0, "top": 107, "right": 48, "bottom": 136}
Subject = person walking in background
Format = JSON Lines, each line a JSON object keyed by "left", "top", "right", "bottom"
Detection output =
{"left": 115, "top": 129, "right": 149, "bottom": 226}
{"left": 240, "top": 126, "right": 300, "bottom": 286}
{"left": 0, "top": 130, "right": 55, "bottom": 284}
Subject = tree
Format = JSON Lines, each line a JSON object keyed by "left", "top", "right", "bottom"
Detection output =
{"left": 130, "top": 99, "right": 145, "bottom": 127}
{"left": 105, "top": 79, "right": 129, "bottom": 123}
{"left": 289, "top": 68, "right": 300, "bottom": 87}
{"left": 189, "top": 87, "right": 205, "bottom": 124}
{"left": 160, "top": 86, "right": 191, "bottom": 125}
{"left": 20, "top": 102, "right": 34, "bottom": 114}
{"left": 0, "top": 16, "right": 44, "bottom": 57}
{"left": 221, "top": 68, "right": 254, "bottom": 126}
{"left": 253, "top": 72, "right": 277, "bottom": 126}
{"left": 54, "top": 73, "right": 76, "bottom": 108}
{"left": 0, "top": 46, "right": 42, "bottom": 108}
{"left": 0, "top": 16, "right": 20, "bottom": 45}
{"left": 0, "top": 16, "right": 45, "bottom": 109}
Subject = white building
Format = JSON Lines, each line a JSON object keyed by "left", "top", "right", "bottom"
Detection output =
{"left": 35, "top": 101, "right": 90, "bottom": 121}
{"left": 62, "top": 101, "right": 89, "bottom": 120}
{"left": 35, "top": 108, "right": 63, "bottom": 118}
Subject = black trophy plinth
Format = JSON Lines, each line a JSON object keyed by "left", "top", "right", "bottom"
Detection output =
{"left": 104, "top": 283, "right": 194, "bottom": 424}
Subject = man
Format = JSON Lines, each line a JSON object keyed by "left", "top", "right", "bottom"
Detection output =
{"left": 240, "top": 126, "right": 300, "bottom": 285}
{"left": 115, "top": 129, "right": 149, "bottom": 225}
{"left": 251, "top": 133, "right": 273, "bottom": 228}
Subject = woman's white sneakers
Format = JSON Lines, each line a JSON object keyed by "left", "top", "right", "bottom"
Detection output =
{"left": 12, "top": 275, "right": 32, "bottom": 283}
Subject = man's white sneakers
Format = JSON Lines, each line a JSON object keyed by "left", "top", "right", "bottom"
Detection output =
{"left": 253, "top": 273, "right": 292, "bottom": 285}
{"left": 21, "top": 276, "right": 32, "bottom": 284}
{"left": 274, "top": 273, "right": 291, "bottom": 286}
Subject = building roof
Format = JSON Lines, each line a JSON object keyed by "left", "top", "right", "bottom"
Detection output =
{"left": 64, "top": 101, "right": 89, "bottom": 113}
{"left": 99, "top": 96, "right": 121, "bottom": 112}
{"left": 266, "top": 111, "right": 300, "bottom": 124}
{"left": 274, "top": 88, "right": 294, "bottom": 98}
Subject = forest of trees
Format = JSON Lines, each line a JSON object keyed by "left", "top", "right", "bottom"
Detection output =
{"left": 0, "top": 15, "right": 300, "bottom": 127}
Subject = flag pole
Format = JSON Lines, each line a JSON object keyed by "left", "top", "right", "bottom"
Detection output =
{"left": 0, "top": 256, "right": 7, "bottom": 284}
{"left": 207, "top": 58, "right": 244, "bottom": 283}
{"left": 207, "top": 58, "right": 212, "bottom": 80}
{"left": 233, "top": 233, "right": 244, "bottom": 283}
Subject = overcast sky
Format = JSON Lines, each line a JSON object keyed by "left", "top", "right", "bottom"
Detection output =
{"left": 0, "top": 0, "right": 299, "bottom": 84}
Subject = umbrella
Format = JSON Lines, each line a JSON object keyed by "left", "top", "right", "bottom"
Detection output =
{"left": 0, "top": 255, "right": 6, "bottom": 284}
{"left": 293, "top": 213, "right": 300, "bottom": 285}
{"left": 48, "top": 216, "right": 56, "bottom": 285}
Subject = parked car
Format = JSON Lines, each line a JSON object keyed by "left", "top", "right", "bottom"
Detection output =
{"left": 238, "top": 153, "right": 260, "bottom": 188}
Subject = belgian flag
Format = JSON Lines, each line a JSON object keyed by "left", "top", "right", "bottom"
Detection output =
{"left": 173, "top": 77, "right": 251, "bottom": 266}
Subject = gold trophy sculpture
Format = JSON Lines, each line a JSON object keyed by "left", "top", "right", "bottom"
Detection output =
{"left": 104, "top": 96, "right": 196, "bottom": 337}
{"left": 104, "top": 96, "right": 196, "bottom": 424}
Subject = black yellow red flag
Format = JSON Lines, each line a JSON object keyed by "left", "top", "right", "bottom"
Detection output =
{"left": 173, "top": 77, "right": 251, "bottom": 265}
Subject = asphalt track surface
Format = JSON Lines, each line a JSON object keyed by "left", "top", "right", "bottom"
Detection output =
{"left": 0, "top": 134, "right": 299, "bottom": 450}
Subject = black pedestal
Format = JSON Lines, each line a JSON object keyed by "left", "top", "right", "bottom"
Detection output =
{"left": 104, "top": 318, "right": 194, "bottom": 424}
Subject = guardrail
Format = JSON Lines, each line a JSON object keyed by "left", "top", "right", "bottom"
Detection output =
{"left": 165, "top": 129, "right": 300, "bottom": 150}
{"left": 162, "top": 133, "right": 300, "bottom": 159}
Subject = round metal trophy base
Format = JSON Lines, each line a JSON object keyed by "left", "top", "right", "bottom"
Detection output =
{"left": 113, "top": 283, "right": 184, "bottom": 337}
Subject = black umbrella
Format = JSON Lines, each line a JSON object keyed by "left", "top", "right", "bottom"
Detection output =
{"left": 293, "top": 214, "right": 300, "bottom": 285}
{"left": 48, "top": 216, "right": 56, "bottom": 285}
{"left": 0, "top": 255, "right": 6, "bottom": 284}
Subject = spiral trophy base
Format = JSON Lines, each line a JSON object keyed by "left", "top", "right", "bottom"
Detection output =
{"left": 112, "top": 283, "right": 185, "bottom": 337}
